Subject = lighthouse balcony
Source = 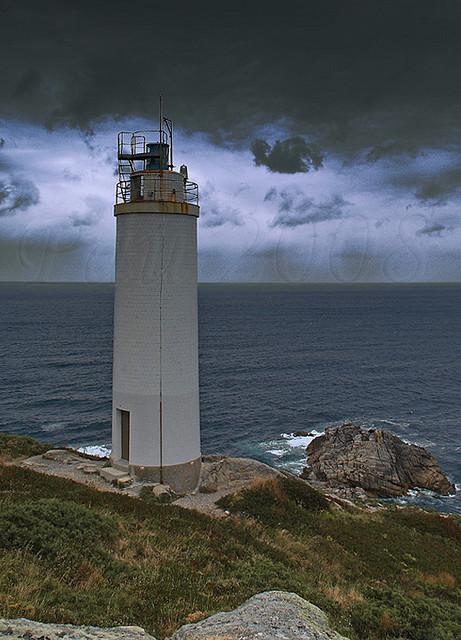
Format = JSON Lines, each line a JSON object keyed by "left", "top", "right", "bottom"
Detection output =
{"left": 116, "top": 173, "right": 199, "bottom": 206}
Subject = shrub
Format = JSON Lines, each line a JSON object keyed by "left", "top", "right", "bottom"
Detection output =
{"left": 0, "top": 499, "right": 117, "bottom": 562}
{"left": 350, "top": 586, "right": 461, "bottom": 640}
{"left": 0, "top": 433, "right": 49, "bottom": 460}
{"left": 218, "top": 475, "right": 329, "bottom": 528}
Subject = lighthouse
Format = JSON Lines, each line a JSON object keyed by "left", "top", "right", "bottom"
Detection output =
{"left": 111, "top": 107, "right": 201, "bottom": 493}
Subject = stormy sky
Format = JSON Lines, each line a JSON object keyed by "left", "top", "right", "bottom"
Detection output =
{"left": 1, "top": 0, "right": 461, "bottom": 281}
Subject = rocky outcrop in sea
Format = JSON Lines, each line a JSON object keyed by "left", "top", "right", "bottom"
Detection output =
{"left": 0, "top": 592, "right": 349, "bottom": 640}
{"left": 302, "top": 422, "right": 455, "bottom": 498}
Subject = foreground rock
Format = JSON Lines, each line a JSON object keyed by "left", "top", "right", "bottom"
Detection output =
{"left": 170, "top": 591, "right": 349, "bottom": 639}
{"left": 302, "top": 422, "right": 455, "bottom": 498}
{"left": 0, "top": 592, "right": 349, "bottom": 640}
{"left": 0, "top": 619, "right": 152, "bottom": 640}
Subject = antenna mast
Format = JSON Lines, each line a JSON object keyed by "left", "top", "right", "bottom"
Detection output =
{"left": 159, "top": 95, "right": 163, "bottom": 143}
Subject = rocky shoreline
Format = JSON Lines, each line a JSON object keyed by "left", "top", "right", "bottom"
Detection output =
{"left": 18, "top": 422, "right": 456, "bottom": 515}
{"left": 302, "top": 422, "right": 455, "bottom": 500}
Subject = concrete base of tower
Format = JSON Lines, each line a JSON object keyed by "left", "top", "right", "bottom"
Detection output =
{"left": 128, "top": 457, "right": 202, "bottom": 494}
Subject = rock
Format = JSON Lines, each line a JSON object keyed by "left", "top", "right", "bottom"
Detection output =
{"left": 302, "top": 423, "right": 455, "bottom": 497}
{"left": 151, "top": 483, "right": 177, "bottom": 502}
{"left": 76, "top": 463, "right": 101, "bottom": 475}
{"left": 0, "top": 593, "right": 348, "bottom": 639}
{"left": 169, "top": 591, "right": 350, "bottom": 639}
{"left": 100, "top": 467, "right": 130, "bottom": 483}
{"left": 0, "top": 619, "right": 155, "bottom": 640}
{"left": 117, "top": 475, "right": 133, "bottom": 488}
{"left": 198, "top": 481, "right": 218, "bottom": 494}
{"left": 42, "top": 449, "right": 72, "bottom": 461}
{"left": 199, "top": 456, "right": 281, "bottom": 492}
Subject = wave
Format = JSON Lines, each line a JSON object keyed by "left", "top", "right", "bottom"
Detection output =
{"left": 77, "top": 444, "right": 111, "bottom": 458}
{"left": 255, "top": 421, "right": 461, "bottom": 514}
{"left": 253, "top": 429, "right": 324, "bottom": 473}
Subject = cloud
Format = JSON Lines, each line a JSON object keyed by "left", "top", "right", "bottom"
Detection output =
{"left": 266, "top": 187, "right": 350, "bottom": 228}
{"left": 0, "top": 138, "right": 40, "bottom": 215}
{"left": 251, "top": 137, "right": 324, "bottom": 173}
{"left": 200, "top": 181, "right": 244, "bottom": 228}
{"left": 63, "top": 168, "right": 81, "bottom": 182}
{"left": 415, "top": 167, "right": 461, "bottom": 204}
{"left": 69, "top": 196, "right": 106, "bottom": 227}
{"left": 1, "top": 119, "right": 461, "bottom": 283}
{"left": 70, "top": 214, "right": 95, "bottom": 227}
{"left": 0, "top": 176, "right": 39, "bottom": 217}
{"left": 366, "top": 141, "right": 423, "bottom": 163}
{"left": 201, "top": 205, "right": 243, "bottom": 228}
{"left": 417, "top": 222, "right": 448, "bottom": 236}
{"left": 2, "top": 0, "right": 461, "bottom": 163}
{"left": 393, "top": 165, "right": 461, "bottom": 205}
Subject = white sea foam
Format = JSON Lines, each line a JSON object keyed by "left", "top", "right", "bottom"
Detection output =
{"left": 375, "top": 418, "right": 411, "bottom": 429}
{"left": 281, "top": 430, "right": 324, "bottom": 448}
{"left": 267, "top": 449, "right": 286, "bottom": 457}
{"left": 255, "top": 429, "right": 324, "bottom": 473}
{"left": 41, "top": 422, "right": 66, "bottom": 433}
{"left": 77, "top": 444, "right": 111, "bottom": 458}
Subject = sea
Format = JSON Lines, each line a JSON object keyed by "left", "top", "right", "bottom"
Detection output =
{"left": 0, "top": 282, "right": 460, "bottom": 514}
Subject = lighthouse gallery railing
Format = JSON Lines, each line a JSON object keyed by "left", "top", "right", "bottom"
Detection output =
{"left": 116, "top": 176, "right": 199, "bottom": 206}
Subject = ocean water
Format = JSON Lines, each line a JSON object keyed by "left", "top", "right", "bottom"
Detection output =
{"left": 0, "top": 282, "right": 460, "bottom": 513}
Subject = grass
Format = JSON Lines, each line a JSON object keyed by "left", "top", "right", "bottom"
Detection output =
{"left": 0, "top": 441, "right": 460, "bottom": 639}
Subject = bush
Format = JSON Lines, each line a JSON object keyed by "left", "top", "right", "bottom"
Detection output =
{"left": 218, "top": 475, "right": 329, "bottom": 528}
{"left": 0, "top": 433, "right": 49, "bottom": 460}
{"left": 0, "top": 499, "right": 117, "bottom": 561}
{"left": 350, "top": 586, "right": 461, "bottom": 640}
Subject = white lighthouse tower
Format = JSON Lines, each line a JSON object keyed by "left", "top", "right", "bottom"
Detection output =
{"left": 111, "top": 105, "right": 201, "bottom": 493}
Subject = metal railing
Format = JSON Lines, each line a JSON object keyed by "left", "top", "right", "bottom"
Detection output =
{"left": 116, "top": 176, "right": 199, "bottom": 206}
{"left": 117, "top": 130, "right": 168, "bottom": 159}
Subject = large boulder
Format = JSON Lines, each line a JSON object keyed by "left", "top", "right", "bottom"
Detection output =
{"left": 0, "top": 593, "right": 349, "bottom": 640}
{"left": 302, "top": 422, "right": 455, "bottom": 497}
{"left": 169, "top": 591, "right": 349, "bottom": 639}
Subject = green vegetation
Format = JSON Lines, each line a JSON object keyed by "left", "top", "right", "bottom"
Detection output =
{"left": 0, "top": 451, "right": 460, "bottom": 639}
{"left": 0, "top": 433, "right": 49, "bottom": 460}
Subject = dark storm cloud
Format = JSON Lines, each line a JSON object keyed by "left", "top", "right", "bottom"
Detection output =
{"left": 0, "top": 176, "right": 39, "bottom": 217}
{"left": 417, "top": 223, "right": 448, "bottom": 236}
{"left": 366, "top": 142, "right": 423, "bottom": 163}
{"left": 2, "top": 0, "right": 461, "bottom": 158}
{"left": 415, "top": 167, "right": 461, "bottom": 204}
{"left": 251, "top": 137, "right": 324, "bottom": 173}
{"left": 394, "top": 165, "right": 461, "bottom": 205}
{"left": 266, "top": 187, "right": 350, "bottom": 228}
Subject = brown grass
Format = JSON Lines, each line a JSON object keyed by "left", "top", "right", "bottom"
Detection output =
{"left": 420, "top": 571, "right": 456, "bottom": 589}
{"left": 322, "top": 584, "right": 365, "bottom": 609}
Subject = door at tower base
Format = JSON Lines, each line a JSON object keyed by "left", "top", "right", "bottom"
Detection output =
{"left": 111, "top": 208, "right": 201, "bottom": 494}
{"left": 120, "top": 409, "right": 130, "bottom": 461}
